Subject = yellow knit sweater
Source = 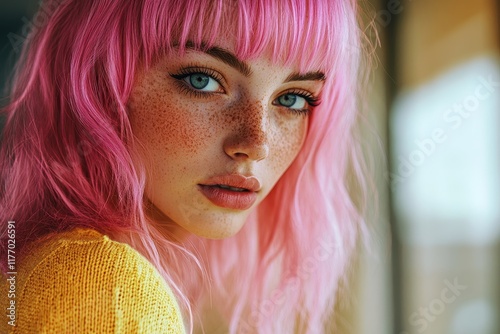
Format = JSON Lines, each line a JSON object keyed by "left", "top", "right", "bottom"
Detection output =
{"left": 1, "top": 227, "right": 186, "bottom": 333}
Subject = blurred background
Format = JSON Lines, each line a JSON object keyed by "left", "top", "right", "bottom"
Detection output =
{"left": 346, "top": 0, "right": 500, "bottom": 333}
{"left": 0, "top": 1, "right": 498, "bottom": 333}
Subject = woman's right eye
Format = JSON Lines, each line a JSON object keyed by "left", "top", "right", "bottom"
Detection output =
{"left": 170, "top": 68, "right": 225, "bottom": 95}
{"left": 182, "top": 73, "right": 221, "bottom": 92}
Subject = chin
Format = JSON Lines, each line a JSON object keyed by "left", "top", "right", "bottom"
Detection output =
{"left": 179, "top": 215, "right": 247, "bottom": 240}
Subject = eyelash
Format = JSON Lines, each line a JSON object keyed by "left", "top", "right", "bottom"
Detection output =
{"left": 279, "top": 89, "right": 322, "bottom": 115}
{"left": 169, "top": 67, "right": 321, "bottom": 115}
{"left": 169, "top": 66, "right": 225, "bottom": 98}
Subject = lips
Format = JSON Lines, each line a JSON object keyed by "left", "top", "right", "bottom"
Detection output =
{"left": 198, "top": 174, "right": 261, "bottom": 210}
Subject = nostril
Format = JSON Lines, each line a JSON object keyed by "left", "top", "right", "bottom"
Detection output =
{"left": 223, "top": 137, "right": 269, "bottom": 162}
{"left": 233, "top": 152, "right": 249, "bottom": 159}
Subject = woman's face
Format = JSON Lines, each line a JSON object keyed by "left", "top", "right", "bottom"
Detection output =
{"left": 128, "top": 39, "right": 325, "bottom": 239}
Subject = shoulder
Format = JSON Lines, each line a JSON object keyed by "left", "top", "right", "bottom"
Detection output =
{"left": 4, "top": 227, "right": 185, "bottom": 333}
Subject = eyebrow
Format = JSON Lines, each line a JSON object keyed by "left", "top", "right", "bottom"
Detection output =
{"left": 183, "top": 42, "right": 326, "bottom": 83}
{"left": 204, "top": 46, "right": 252, "bottom": 77}
{"left": 284, "top": 71, "right": 326, "bottom": 82}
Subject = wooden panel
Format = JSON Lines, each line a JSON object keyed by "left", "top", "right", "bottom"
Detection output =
{"left": 398, "top": 0, "right": 499, "bottom": 88}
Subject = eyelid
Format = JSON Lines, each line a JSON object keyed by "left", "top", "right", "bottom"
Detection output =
{"left": 169, "top": 65, "right": 227, "bottom": 87}
{"left": 277, "top": 89, "right": 322, "bottom": 107}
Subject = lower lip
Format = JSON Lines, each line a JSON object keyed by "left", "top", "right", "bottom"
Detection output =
{"left": 198, "top": 185, "right": 257, "bottom": 210}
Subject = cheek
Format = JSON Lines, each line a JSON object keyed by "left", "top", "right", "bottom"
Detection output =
{"left": 269, "top": 116, "right": 308, "bottom": 173}
{"left": 128, "top": 84, "right": 218, "bottom": 160}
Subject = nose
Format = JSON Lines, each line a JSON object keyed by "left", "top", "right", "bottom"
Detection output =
{"left": 223, "top": 102, "right": 270, "bottom": 162}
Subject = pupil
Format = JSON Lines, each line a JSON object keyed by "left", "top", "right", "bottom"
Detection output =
{"left": 190, "top": 74, "right": 209, "bottom": 89}
{"left": 279, "top": 94, "right": 296, "bottom": 107}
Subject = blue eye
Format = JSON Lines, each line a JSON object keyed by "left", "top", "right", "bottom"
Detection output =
{"left": 188, "top": 73, "right": 210, "bottom": 89}
{"left": 272, "top": 91, "right": 321, "bottom": 114}
{"left": 184, "top": 74, "right": 220, "bottom": 92}
{"left": 170, "top": 67, "right": 224, "bottom": 94}
{"left": 277, "top": 94, "right": 307, "bottom": 109}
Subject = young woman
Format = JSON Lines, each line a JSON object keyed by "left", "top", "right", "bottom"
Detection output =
{"left": 0, "top": 0, "right": 368, "bottom": 333}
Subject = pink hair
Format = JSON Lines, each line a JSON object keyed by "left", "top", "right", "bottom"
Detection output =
{"left": 0, "top": 0, "right": 368, "bottom": 332}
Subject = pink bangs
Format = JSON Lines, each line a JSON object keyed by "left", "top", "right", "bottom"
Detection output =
{"left": 140, "top": 0, "right": 358, "bottom": 76}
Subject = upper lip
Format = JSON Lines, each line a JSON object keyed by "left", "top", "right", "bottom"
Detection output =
{"left": 199, "top": 174, "right": 262, "bottom": 192}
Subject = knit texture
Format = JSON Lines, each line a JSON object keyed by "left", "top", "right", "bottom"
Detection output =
{"left": 1, "top": 227, "right": 186, "bottom": 333}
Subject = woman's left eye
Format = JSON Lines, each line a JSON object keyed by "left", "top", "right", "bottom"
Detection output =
{"left": 273, "top": 92, "right": 320, "bottom": 113}
{"left": 276, "top": 94, "right": 307, "bottom": 109}
{"left": 182, "top": 73, "right": 221, "bottom": 92}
